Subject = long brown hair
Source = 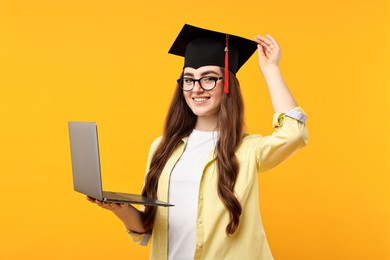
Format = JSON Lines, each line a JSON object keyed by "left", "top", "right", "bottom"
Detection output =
{"left": 141, "top": 69, "right": 244, "bottom": 235}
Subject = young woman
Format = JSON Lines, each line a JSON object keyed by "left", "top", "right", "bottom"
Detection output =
{"left": 88, "top": 24, "right": 308, "bottom": 260}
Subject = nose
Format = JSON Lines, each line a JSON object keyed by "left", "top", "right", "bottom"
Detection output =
{"left": 192, "top": 81, "right": 204, "bottom": 93}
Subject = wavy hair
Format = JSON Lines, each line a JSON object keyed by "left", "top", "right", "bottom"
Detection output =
{"left": 141, "top": 69, "right": 244, "bottom": 235}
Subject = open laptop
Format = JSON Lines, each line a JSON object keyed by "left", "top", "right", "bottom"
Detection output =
{"left": 68, "top": 121, "right": 173, "bottom": 207}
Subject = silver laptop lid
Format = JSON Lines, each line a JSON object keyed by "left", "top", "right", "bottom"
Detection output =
{"left": 68, "top": 122, "right": 104, "bottom": 200}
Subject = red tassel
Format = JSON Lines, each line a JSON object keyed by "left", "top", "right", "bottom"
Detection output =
{"left": 224, "top": 34, "right": 229, "bottom": 94}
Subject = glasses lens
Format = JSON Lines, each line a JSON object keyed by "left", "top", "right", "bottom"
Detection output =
{"left": 200, "top": 77, "right": 216, "bottom": 90}
{"left": 181, "top": 78, "right": 194, "bottom": 91}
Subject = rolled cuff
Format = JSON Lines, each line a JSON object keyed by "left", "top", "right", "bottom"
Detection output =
{"left": 273, "top": 107, "right": 307, "bottom": 127}
{"left": 125, "top": 227, "right": 150, "bottom": 246}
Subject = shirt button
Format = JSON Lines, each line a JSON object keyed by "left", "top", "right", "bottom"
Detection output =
{"left": 198, "top": 218, "right": 203, "bottom": 224}
{"left": 197, "top": 243, "right": 203, "bottom": 248}
{"left": 199, "top": 194, "right": 203, "bottom": 200}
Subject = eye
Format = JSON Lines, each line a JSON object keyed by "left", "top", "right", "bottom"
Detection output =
{"left": 183, "top": 78, "right": 194, "bottom": 84}
{"left": 203, "top": 76, "right": 217, "bottom": 83}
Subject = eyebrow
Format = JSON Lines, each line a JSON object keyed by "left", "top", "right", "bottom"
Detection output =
{"left": 183, "top": 70, "right": 221, "bottom": 77}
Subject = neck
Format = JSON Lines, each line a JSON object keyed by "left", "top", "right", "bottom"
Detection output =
{"left": 194, "top": 116, "right": 218, "bottom": 131}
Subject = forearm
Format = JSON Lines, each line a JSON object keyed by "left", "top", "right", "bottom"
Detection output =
{"left": 262, "top": 65, "right": 297, "bottom": 113}
{"left": 113, "top": 204, "right": 146, "bottom": 233}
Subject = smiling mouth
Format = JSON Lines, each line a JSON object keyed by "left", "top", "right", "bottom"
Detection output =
{"left": 193, "top": 97, "right": 210, "bottom": 102}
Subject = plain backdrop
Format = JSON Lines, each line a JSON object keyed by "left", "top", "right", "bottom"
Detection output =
{"left": 0, "top": 0, "right": 389, "bottom": 259}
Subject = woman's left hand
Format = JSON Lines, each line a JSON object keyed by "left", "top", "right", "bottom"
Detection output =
{"left": 254, "top": 34, "right": 282, "bottom": 71}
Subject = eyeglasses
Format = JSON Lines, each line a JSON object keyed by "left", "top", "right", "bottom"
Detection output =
{"left": 177, "top": 76, "right": 223, "bottom": 91}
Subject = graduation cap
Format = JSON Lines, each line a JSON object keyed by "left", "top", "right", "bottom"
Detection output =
{"left": 168, "top": 24, "right": 258, "bottom": 94}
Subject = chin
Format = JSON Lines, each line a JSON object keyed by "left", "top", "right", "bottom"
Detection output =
{"left": 191, "top": 108, "right": 218, "bottom": 118}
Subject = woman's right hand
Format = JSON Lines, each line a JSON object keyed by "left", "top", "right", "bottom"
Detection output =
{"left": 86, "top": 196, "right": 130, "bottom": 214}
{"left": 86, "top": 196, "right": 147, "bottom": 233}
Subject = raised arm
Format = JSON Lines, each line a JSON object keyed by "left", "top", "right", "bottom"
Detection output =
{"left": 254, "top": 34, "right": 297, "bottom": 113}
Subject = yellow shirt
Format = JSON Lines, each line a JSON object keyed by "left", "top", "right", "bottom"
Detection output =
{"left": 127, "top": 107, "right": 308, "bottom": 260}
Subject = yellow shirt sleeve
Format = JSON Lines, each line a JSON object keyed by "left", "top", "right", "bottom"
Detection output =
{"left": 256, "top": 107, "right": 309, "bottom": 172}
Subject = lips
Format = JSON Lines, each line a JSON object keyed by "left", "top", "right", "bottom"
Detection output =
{"left": 192, "top": 97, "right": 210, "bottom": 103}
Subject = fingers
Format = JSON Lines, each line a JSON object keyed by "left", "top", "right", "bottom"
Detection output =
{"left": 85, "top": 196, "right": 127, "bottom": 212}
{"left": 254, "top": 34, "right": 272, "bottom": 45}
{"left": 254, "top": 34, "right": 279, "bottom": 53}
{"left": 254, "top": 34, "right": 278, "bottom": 46}
{"left": 86, "top": 196, "right": 104, "bottom": 206}
{"left": 260, "top": 42, "right": 273, "bottom": 56}
{"left": 255, "top": 36, "right": 270, "bottom": 58}
{"left": 254, "top": 34, "right": 282, "bottom": 66}
{"left": 103, "top": 201, "right": 125, "bottom": 208}
{"left": 98, "top": 201, "right": 126, "bottom": 210}
{"left": 266, "top": 34, "right": 280, "bottom": 49}
{"left": 86, "top": 196, "right": 99, "bottom": 203}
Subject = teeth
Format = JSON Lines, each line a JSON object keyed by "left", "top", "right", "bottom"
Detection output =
{"left": 194, "top": 98, "right": 208, "bottom": 101}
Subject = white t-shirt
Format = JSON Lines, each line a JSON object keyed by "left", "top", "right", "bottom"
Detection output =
{"left": 168, "top": 129, "right": 218, "bottom": 260}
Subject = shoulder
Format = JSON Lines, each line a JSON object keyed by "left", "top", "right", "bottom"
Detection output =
{"left": 149, "top": 136, "right": 163, "bottom": 153}
{"left": 151, "top": 136, "right": 163, "bottom": 146}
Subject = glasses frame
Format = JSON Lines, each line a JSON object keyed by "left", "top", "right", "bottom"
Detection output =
{"left": 177, "top": 76, "right": 224, "bottom": 92}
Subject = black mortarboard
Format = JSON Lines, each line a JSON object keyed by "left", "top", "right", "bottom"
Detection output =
{"left": 168, "top": 24, "right": 258, "bottom": 94}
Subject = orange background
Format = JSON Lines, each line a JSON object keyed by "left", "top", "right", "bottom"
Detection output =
{"left": 0, "top": 0, "right": 389, "bottom": 259}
